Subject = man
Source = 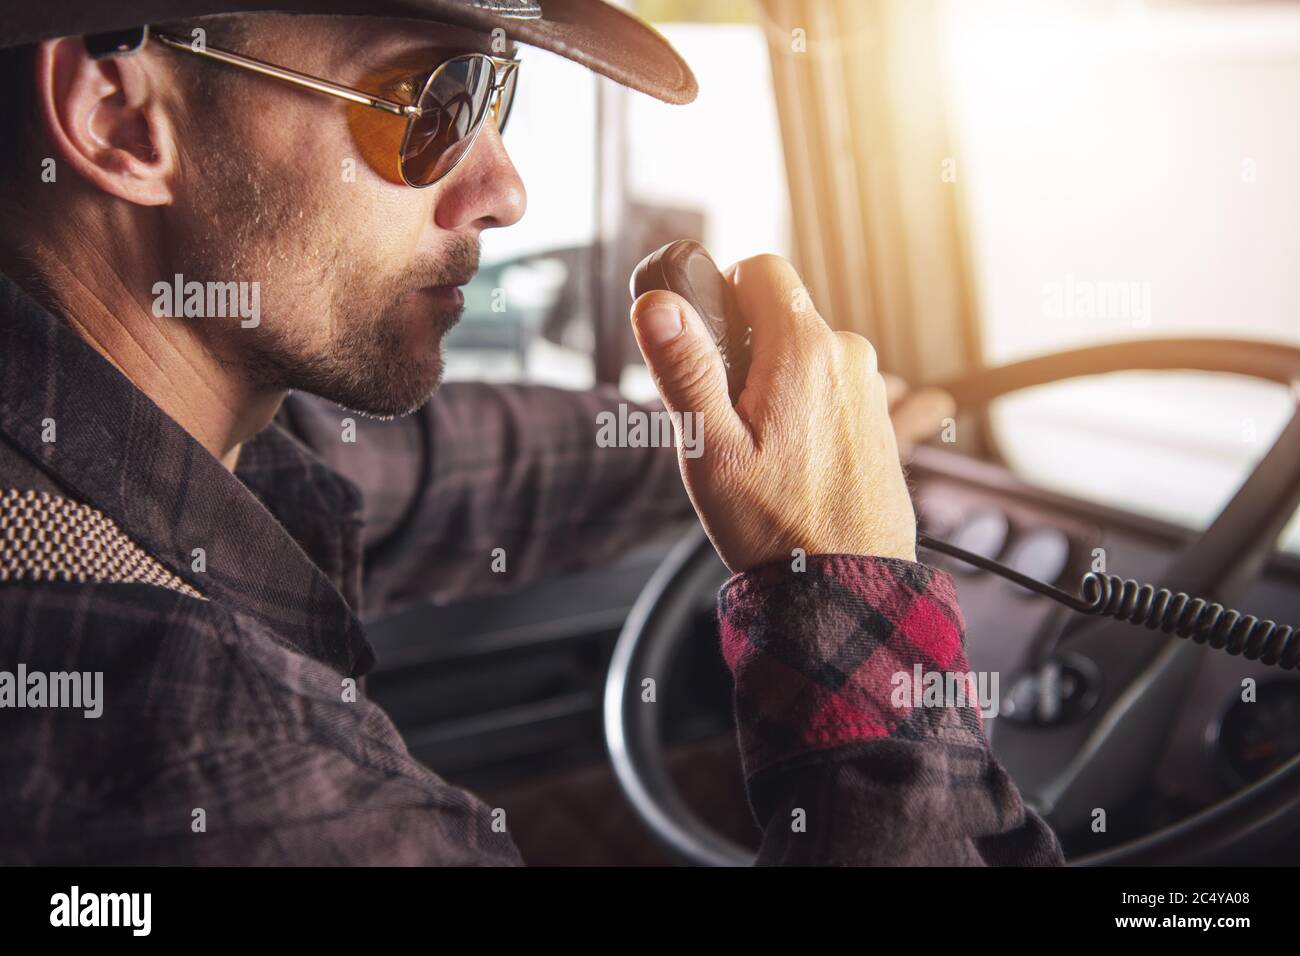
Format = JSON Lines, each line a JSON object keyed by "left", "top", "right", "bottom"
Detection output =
{"left": 0, "top": 1, "right": 1062, "bottom": 865}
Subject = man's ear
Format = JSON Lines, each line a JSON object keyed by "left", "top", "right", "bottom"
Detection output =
{"left": 35, "top": 36, "right": 177, "bottom": 206}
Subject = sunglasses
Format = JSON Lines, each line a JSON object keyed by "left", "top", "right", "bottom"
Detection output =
{"left": 150, "top": 30, "right": 519, "bottom": 188}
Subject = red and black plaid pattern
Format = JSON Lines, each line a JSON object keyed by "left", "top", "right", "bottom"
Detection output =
{"left": 720, "top": 554, "right": 984, "bottom": 776}
{"left": 720, "top": 554, "right": 1065, "bottom": 865}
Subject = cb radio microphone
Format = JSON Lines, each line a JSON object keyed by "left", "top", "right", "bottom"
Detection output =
{"left": 629, "top": 239, "right": 1300, "bottom": 670}
{"left": 631, "top": 240, "right": 751, "bottom": 403}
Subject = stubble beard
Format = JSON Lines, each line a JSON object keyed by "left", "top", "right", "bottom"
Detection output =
{"left": 176, "top": 147, "right": 477, "bottom": 420}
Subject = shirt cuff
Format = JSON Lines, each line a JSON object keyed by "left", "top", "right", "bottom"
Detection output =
{"left": 717, "top": 553, "right": 987, "bottom": 778}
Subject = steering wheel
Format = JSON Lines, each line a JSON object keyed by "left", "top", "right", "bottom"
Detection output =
{"left": 604, "top": 337, "right": 1300, "bottom": 866}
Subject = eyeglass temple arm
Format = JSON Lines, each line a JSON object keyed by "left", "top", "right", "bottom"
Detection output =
{"left": 151, "top": 32, "right": 419, "bottom": 118}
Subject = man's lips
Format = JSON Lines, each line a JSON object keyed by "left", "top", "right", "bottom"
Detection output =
{"left": 413, "top": 279, "right": 472, "bottom": 311}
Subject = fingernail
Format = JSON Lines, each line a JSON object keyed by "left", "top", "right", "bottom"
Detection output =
{"left": 636, "top": 304, "right": 683, "bottom": 346}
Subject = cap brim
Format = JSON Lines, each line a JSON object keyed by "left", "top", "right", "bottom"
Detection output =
{"left": 0, "top": 0, "right": 698, "bottom": 105}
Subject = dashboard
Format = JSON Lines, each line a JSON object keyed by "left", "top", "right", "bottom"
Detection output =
{"left": 912, "top": 444, "right": 1300, "bottom": 849}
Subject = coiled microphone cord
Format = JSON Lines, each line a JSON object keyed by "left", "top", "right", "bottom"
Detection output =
{"left": 917, "top": 532, "right": 1300, "bottom": 670}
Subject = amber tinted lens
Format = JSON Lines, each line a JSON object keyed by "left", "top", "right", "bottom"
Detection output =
{"left": 400, "top": 56, "right": 493, "bottom": 186}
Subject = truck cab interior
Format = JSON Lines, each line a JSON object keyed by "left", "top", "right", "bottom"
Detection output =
{"left": 364, "top": 0, "right": 1300, "bottom": 865}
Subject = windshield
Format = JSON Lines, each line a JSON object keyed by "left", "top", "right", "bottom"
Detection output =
{"left": 941, "top": 0, "right": 1300, "bottom": 551}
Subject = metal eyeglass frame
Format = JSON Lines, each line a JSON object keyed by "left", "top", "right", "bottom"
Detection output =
{"left": 148, "top": 29, "right": 519, "bottom": 188}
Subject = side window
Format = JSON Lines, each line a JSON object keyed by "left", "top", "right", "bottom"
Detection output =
{"left": 445, "top": 2, "right": 792, "bottom": 403}
{"left": 619, "top": 7, "right": 793, "bottom": 402}
{"left": 444, "top": 47, "right": 599, "bottom": 389}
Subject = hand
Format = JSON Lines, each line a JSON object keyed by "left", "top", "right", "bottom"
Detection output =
{"left": 630, "top": 254, "right": 920, "bottom": 573}
{"left": 883, "top": 373, "right": 955, "bottom": 461}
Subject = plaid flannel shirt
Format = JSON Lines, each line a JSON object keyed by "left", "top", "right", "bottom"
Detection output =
{"left": 0, "top": 272, "right": 1061, "bottom": 865}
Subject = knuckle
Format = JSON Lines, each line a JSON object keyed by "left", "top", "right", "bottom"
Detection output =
{"left": 741, "top": 252, "right": 791, "bottom": 275}
{"left": 862, "top": 340, "right": 879, "bottom": 373}
{"left": 861, "top": 371, "right": 892, "bottom": 412}
{"left": 734, "top": 253, "right": 796, "bottom": 294}
{"left": 798, "top": 324, "right": 834, "bottom": 364}
{"left": 834, "top": 330, "right": 879, "bottom": 372}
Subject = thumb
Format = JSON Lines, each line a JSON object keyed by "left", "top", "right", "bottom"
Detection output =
{"left": 630, "top": 290, "right": 747, "bottom": 454}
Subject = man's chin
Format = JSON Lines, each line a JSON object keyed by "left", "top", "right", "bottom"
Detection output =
{"left": 268, "top": 299, "right": 460, "bottom": 418}
{"left": 292, "top": 345, "right": 447, "bottom": 420}
{"left": 334, "top": 363, "right": 446, "bottom": 420}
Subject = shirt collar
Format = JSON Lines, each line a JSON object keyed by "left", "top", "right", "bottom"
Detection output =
{"left": 0, "top": 272, "right": 375, "bottom": 677}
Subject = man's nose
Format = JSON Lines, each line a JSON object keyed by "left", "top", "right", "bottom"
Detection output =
{"left": 433, "top": 123, "right": 526, "bottom": 233}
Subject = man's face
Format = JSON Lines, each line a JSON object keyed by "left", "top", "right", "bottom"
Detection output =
{"left": 163, "top": 15, "right": 527, "bottom": 418}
